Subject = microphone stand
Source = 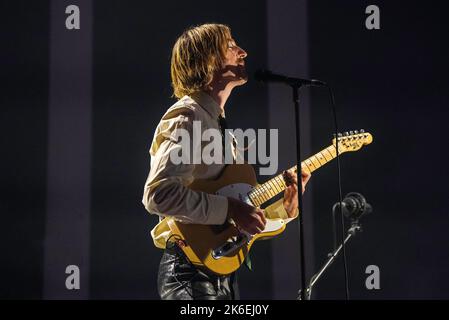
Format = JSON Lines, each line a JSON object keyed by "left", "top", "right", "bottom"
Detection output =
{"left": 292, "top": 85, "right": 307, "bottom": 301}
{"left": 297, "top": 219, "right": 363, "bottom": 300}
{"left": 255, "top": 70, "right": 328, "bottom": 300}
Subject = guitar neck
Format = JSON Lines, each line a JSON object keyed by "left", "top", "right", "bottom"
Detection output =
{"left": 248, "top": 145, "right": 338, "bottom": 207}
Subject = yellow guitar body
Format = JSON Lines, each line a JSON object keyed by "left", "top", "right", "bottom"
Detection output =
{"left": 159, "top": 131, "right": 373, "bottom": 275}
{"left": 167, "top": 163, "right": 286, "bottom": 276}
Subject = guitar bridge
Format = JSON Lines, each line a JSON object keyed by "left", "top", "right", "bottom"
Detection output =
{"left": 211, "top": 233, "right": 251, "bottom": 260}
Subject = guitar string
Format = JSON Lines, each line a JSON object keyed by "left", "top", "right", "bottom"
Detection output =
{"left": 248, "top": 144, "right": 342, "bottom": 207}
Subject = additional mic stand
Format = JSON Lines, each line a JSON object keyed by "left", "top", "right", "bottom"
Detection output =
{"left": 297, "top": 218, "right": 363, "bottom": 300}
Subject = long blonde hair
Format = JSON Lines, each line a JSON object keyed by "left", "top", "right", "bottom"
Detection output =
{"left": 170, "top": 23, "right": 231, "bottom": 99}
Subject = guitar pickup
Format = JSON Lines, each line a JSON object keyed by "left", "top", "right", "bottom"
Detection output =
{"left": 211, "top": 233, "right": 250, "bottom": 260}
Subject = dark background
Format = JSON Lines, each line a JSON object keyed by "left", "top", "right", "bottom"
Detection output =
{"left": 308, "top": 1, "right": 449, "bottom": 299}
{"left": 1, "top": 0, "right": 448, "bottom": 299}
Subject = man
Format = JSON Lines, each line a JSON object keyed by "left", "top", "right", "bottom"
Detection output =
{"left": 142, "top": 23, "right": 311, "bottom": 300}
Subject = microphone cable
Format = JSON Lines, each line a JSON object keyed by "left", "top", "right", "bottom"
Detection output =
{"left": 325, "top": 85, "right": 350, "bottom": 300}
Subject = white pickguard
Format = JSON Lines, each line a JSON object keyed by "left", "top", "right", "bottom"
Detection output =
{"left": 215, "top": 183, "right": 285, "bottom": 234}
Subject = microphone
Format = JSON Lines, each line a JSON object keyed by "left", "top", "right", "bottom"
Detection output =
{"left": 254, "top": 69, "right": 327, "bottom": 87}
{"left": 334, "top": 192, "right": 372, "bottom": 220}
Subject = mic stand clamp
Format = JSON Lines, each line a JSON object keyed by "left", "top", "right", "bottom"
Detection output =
{"left": 297, "top": 219, "right": 363, "bottom": 300}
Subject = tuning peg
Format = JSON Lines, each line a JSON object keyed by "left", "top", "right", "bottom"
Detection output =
{"left": 354, "top": 130, "right": 359, "bottom": 134}
{"left": 338, "top": 133, "right": 342, "bottom": 137}
{"left": 349, "top": 130, "right": 354, "bottom": 135}
{"left": 344, "top": 131, "right": 349, "bottom": 136}
{"left": 360, "top": 129, "right": 364, "bottom": 133}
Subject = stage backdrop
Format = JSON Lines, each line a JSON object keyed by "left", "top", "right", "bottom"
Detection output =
{"left": 1, "top": 0, "right": 448, "bottom": 299}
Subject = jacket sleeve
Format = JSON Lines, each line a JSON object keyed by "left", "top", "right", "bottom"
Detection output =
{"left": 142, "top": 109, "right": 228, "bottom": 225}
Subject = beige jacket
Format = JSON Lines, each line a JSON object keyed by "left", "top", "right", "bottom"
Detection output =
{"left": 142, "top": 92, "right": 293, "bottom": 249}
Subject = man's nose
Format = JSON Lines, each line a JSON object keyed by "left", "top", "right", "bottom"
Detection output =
{"left": 237, "top": 46, "right": 247, "bottom": 58}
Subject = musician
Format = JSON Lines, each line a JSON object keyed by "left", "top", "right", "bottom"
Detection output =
{"left": 142, "top": 23, "right": 311, "bottom": 300}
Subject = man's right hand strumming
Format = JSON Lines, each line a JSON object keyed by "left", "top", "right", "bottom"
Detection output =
{"left": 227, "top": 197, "right": 267, "bottom": 235}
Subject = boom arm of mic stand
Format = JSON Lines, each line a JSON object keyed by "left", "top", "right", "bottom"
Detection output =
{"left": 297, "top": 222, "right": 362, "bottom": 300}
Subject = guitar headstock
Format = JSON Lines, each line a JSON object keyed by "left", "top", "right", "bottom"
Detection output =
{"left": 332, "top": 129, "right": 373, "bottom": 153}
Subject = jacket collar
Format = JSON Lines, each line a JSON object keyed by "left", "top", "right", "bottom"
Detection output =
{"left": 190, "top": 91, "right": 225, "bottom": 119}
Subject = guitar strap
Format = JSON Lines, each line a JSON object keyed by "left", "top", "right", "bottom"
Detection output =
{"left": 218, "top": 114, "right": 253, "bottom": 272}
{"left": 218, "top": 114, "right": 227, "bottom": 154}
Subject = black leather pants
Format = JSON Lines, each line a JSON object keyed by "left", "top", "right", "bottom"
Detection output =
{"left": 157, "top": 244, "right": 239, "bottom": 300}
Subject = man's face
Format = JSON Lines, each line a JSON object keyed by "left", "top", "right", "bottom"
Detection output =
{"left": 218, "top": 37, "right": 248, "bottom": 87}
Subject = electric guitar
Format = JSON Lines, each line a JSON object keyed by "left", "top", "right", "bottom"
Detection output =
{"left": 166, "top": 130, "right": 373, "bottom": 275}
